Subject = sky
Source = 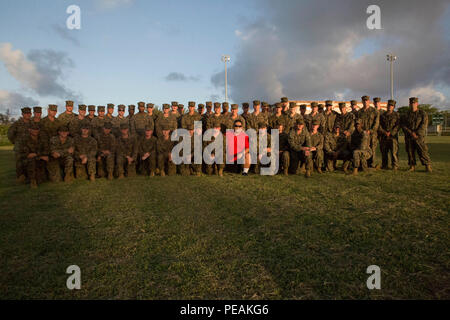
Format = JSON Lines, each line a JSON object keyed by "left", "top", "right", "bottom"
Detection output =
{"left": 1, "top": 0, "right": 449, "bottom": 116}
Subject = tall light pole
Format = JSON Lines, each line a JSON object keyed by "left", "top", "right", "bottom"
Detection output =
{"left": 221, "top": 55, "right": 230, "bottom": 102}
{"left": 386, "top": 54, "right": 397, "bottom": 100}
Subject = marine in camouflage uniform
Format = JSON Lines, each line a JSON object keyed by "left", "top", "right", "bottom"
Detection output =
{"left": 273, "top": 120, "right": 290, "bottom": 175}
{"left": 287, "top": 118, "right": 312, "bottom": 177}
{"left": 324, "top": 125, "right": 351, "bottom": 173}
{"left": 356, "top": 96, "right": 380, "bottom": 169}
{"left": 350, "top": 100, "right": 359, "bottom": 118}
{"left": 74, "top": 123, "right": 98, "bottom": 181}
{"left": 96, "top": 122, "right": 116, "bottom": 180}
{"left": 246, "top": 100, "right": 268, "bottom": 131}
{"left": 240, "top": 103, "right": 251, "bottom": 127}
{"left": 146, "top": 103, "right": 158, "bottom": 124}
{"left": 350, "top": 120, "right": 372, "bottom": 175}
{"left": 335, "top": 102, "right": 355, "bottom": 143}
{"left": 401, "top": 97, "right": 432, "bottom": 172}
{"left": 269, "top": 103, "right": 287, "bottom": 132}
{"left": 378, "top": 100, "right": 400, "bottom": 170}
{"left": 91, "top": 106, "right": 108, "bottom": 140}
{"left": 40, "top": 105, "right": 62, "bottom": 143}
{"left": 280, "top": 97, "right": 290, "bottom": 115}
{"left": 112, "top": 105, "right": 129, "bottom": 138}
{"left": 18, "top": 123, "right": 49, "bottom": 187}
{"left": 203, "top": 119, "right": 226, "bottom": 176}
{"left": 155, "top": 104, "right": 178, "bottom": 137}
{"left": 31, "top": 106, "right": 43, "bottom": 129}
{"left": 202, "top": 102, "right": 214, "bottom": 131}
{"left": 181, "top": 101, "right": 202, "bottom": 130}
{"left": 105, "top": 103, "right": 115, "bottom": 122}
{"left": 7, "top": 107, "right": 32, "bottom": 181}
{"left": 131, "top": 102, "right": 153, "bottom": 137}
{"left": 68, "top": 105, "right": 89, "bottom": 137}
{"left": 57, "top": 100, "right": 77, "bottom": 127}
{"left": 127, "top": 105, "right": 135, "bottom": 122}
{"left": 309, "top": 119, "right": 324, "bottom": 173}
{"left": 48, "top": 125, "right": 75, "bottom": 182}
{"left": 206, "top": 102, "right": 226, "bottom": 131}
{"left": 86, "top": 105, "right": 97, "bottom": 122}
{"left": 180, "top": 124, "right": 202, "bottom": 176}
{"left": 223, "top": 104, "right": 246, "bottom": 130}
{"left": 306, "top": 102, "right": 325, "bottom": 133}
{"left": 170, "top": 101, "right": 181, "bottom": 126}
{"left": 284, "top": 103, "right": 303, "bottom": 133}
{"left": 222, "top": 102, "right": 230, "bottom": 118}
{"left": 322, "top": 100, "right": 337, "bottom": 135}
{"left": 254, "top": 122, "right": 272, "bottom": 174}
{"left": 116, "top": 124, "right": 138, "bottom": 178}
{"left": 138, "top": 125, "right": 157, "bottom": 176}
{"left": 156, "top": 124, "right": 176, "bottom": 176}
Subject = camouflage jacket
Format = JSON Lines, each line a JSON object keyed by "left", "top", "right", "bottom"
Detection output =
{"left": 91, "top": 117, "right": 108, "bottom": 139}
{"left": 223, "top": 114, "right": 247, "bottom": 130}
{"left": 156, "top": 136, "right": 174, "bottom": 155}
{"left": 278, "top": 132, "right": 290, "bottom": 152}
{"left": 351, "top": 130, "right": 371, "bottom": 151}
{"left": 324, "top": 132, "right": 349, "bottom": 153}
{"left": 131, "top": 112, "right": 153, "bottom": 136}
{"left": 401, "top": 109, "right": 428, "bottom": 138}
{"left": 97, "top": 132, "right": 116, "bottom": 154}
{"left": 269, "top": 114, "right": 287, "bottom": 131}
{"left": 288, "top": 128, "right": 311, "bottom": 152}
{"left": 357, "top": 107, "right": 379, "bottom": 133}
{"left": 139, "top": 136, "right": 157, "bottom": 155}
{"left": 335, "top": 112, "right": 355, "bottom": 134}
{"left": 40, "top": 117, "right": 62, "bottom": 142}
{"left": 206, "top": 114, "right": 226, "bottom": 130}
{"left": 246, "top": 112, "right": 268, "bottom": 131}
{"left": 57, "top": 112, "right": 77, "bottom": 127}
{"left": 181, "top": 112, "right": 202, "bottom": 130}
{"left": 306, "top": 112, "right": 325, "bottom": 132}
{"left": 18, "top": 134, "right": 49, "bottom": 158}
{"left": 284, "top": 113, "right": 303, "bottom": 133}
{"left": 322, "top": 111, "right": 337, "bottom": 134}
{"left": 309, "top": 132, "right": 324, "bottom": 150}
{"left": 74, "top": 136, "right": 98, "bottom": 160}
{"left": 111, "top": 116, "right": 129, "bottom": 137}
{"left": 69, "top": 116, "right": 90, "bottom": 137}
{"left": 50, "top": 136, "right": 75, "bottom": 158}
{"left": 116, "top": 135, "right": 138, "bottom": 160}
{"left": 379, "top": 111, "right": 400, "bottom": 138}
{"left": 155, "top": 114, "right": 178, "bottom": 137}
{"left": 7, "top": 118, "right": 32, "bottom": 150}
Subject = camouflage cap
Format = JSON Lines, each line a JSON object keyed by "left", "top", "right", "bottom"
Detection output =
{"left": 98, "top": 106, "right": 105, "bottom": 112}
{"left": 296, "top": 118, "right": 305, "bottom": 125}
{"left": 299, "top": 104, "right": 307, "bottom": 109}
{"left": 78, "top": 105, "right": 87, "bottom": 111}
{"left": 338, "top": 102, "right": 346, "bottom": 108}
{"left": 58, "top": 125, "right": 69, "bottom": 132}
{"left": 146, "top": 103, "right": 154, "bottom": 108}
{"left": 65, "top": 100, "right": 74, "bottom": 106}
{"left": 222, "top": 102, "right": 229, "bottom": 108}
{"left": 80, "top": 121, "right": 91, "bottom": 130}
{"left": 289, "top": 102, "right": 297, "bottom": 109}
{"left": 120, "top": 123, "right": 129, "bottom": 130}
{"left": 325, "top": 100, "right": 333, "bottom": 106}
{"left": 171, "top": 101, "right": 178, "bottom": 106}
{"left": 33, "top": 106, "right": 42, "bottom": 113}
{"left": 214, "top": 102, "right": 221, "bottom": 108}
{"left": 128, "top": 105, "right": 136, "bottom": 110}
{"left": 178, "top": 104, "right": 184, "bottom": 109}
{"left": 373, "top": 97, "right": 381, "bottom": 103}
{"left": 275, "top": 103, "right": 282, "bottom": 108}
{"left": 104, "top": 122, "right": 113, "bottom": 129}
{"left": 21, "top": 107, "right": 32, "bottom": 114}
{"left": 186, "top": 124, "right": 194, "bottom": 131}
{"left": 318, "top": 104, "right": 324, "bottom": 109}
{"left": 231, "top": 104, "right": 239, "bottom": 110}
{"left": 198, "top": 104, "right": 205, "bottom": 109}
{"left": 48, "top": 104, "right": 58, "bottom": 111}
{"left": 262, "top": 101, "right": 268, "bottom": 106}
{"left": 163, "top": 104, "right": 170, "bottom": 109}
{"left": 361, "top": 95, "right": 370, "bottom": 101}
{"left": 242, "top": 102, "right": 249, "bottom": 108}
{"left": 30, "top": 123, "right": 40, "bottom": 130}
{"left": 388, "top": 99, "right": 397, "bottom": 106}
{"left": 107, "top": 103, "right": 115, "bottom": 109}
{"left": 118, "top": 104, "right": 126, "bottom": 111}
{"left": 88, "top": 105, "right": 96, "bottom": 111}
{"left": 409, "top": 97, "right": 418, "bottom": 103}
{"left": 350, "top": 100, "right": 357, "bottom": 106}
{"left": 137, "top": 102, "right": 145, "bottom": 107}
{"left": 281, "top": 97, "right": 289, "bottom": 103}
{"left": 162, "top": 124, "right": 171, "bottom": 131}
{"left": 311, "top": 102, "right": 318, "bottom": 108}
{"left": 144, "top": 125, "right": 153, "bottom": 131}
{"left": 206, "top": 101, "right": 213, "bottom": 107}
{"left": 188, "top": 101, "right": 196, "bottom": 107}
{"left": 253, "top": 100, "right": 260, "bottom": 106}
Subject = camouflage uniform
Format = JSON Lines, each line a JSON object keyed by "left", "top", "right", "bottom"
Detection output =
{"left": 7, "top": 114, "right": 32, "bottom": 178}
{"left": 58, "top": 112, "right": 77, "bottom": 127}
{"left": 284, "top": 112, "right": 303, "bottom": 133}
{"left": 324, "top": 132, "right": 351, "bottom": 172}
{"left": 155, "top": 113, "right": 178, "bottom": 137}
{"left": 309, "top": 130, "right": 324, "bottom": 170}
{"left": 131, "top": 111, "right": 153, "bottom": 137}
{"left": 357, "top": 99, "right": 379, "bottom": 167}
{"left": 40, "top": 115, "right": 61, "bottom": 142}
{"left": 350, "top": 127, "right": 372, "bottom": 170}
{"left": 223, "top": 113, "right": 246, "bottom": 131}
{"left": 335, "top": 112, "right": 355, "bottom": 140}
{"left": 48, "top": 135, "right": 75, "bottom": 182}
{"left": 18, "top": 130, "right": 49, "bottom": 184}
{"left": 69, "top": 116, "right": 90, "bottom": 137}
{"left": 112, "top": 115, "right": 129, "bottom": 138}
{"left": 181, "top": 111, "right": 202, "bottom": 130}
{"left": 203, "top": 130, "right": 226, "bottom": 175}
{"left": 206, "top": 113, "right": 226, "bottom": 131}
{"left": 306, "top": 112, "right": 325, "bottom": 133}
{"left": 401, "top": 98, "right": 432, "bottom": 168}
{"left": 156, "top": 134, "right": 176, "bottom": 176}
{"left": 323, "top": 110, "right": 337, "bottom": 134}
{"left": 74, "top": 134, "right": 98, "bottom": 179}
{"left": 269, "top": 113, "right": 287, "bottom": 132}
{"left": 379, "top": 105, "right": 400, "bottom": 169}
{"left": 138, "top": 133, "right": 157, "bottom": 176}
{"left": 96, "top": 127, "right": 116, "bottom": 178}
{"left": 246, "top": 112, "right": 268, "bottom": 131}
{"left": 116, "top": 133, "right": 138, "bottom": 177}
{"left": 287, "top": 125, "right": 312, "bottom": 175}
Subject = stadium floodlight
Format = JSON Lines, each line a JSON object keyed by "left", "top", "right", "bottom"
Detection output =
{"left": 387, "top": 54, "right": 397, "bottom": 100}
{"left": 221, "top": 55, "right": 231, "bottom": 102}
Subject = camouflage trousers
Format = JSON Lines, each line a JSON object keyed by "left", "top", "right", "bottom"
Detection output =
{"left": 116, "top": 155, "right": 137, "bottom": 177}
{"left": 352, "top": 149, "right": 372, "bottom": 169}
{"left": 48, "top": 156, "right": 74, "bottom": 182}
{"left": 97, "top": 153, "right": 115, "bottom": 177}
{"left": 405, "top": 137, "right": 431, "bottom": 166}
{"left": 368, "top": 133, "right": 379, "bottom": 167}
{"left": 157, "top": 153, "right": 176, "bottom": 175}
{"left": 15, "top": 152, "right": 26, "bottom": 178}
{"left": 285, "top": 150, "right": 313, "bottom": 174}
{"left": 380, "top": 137, "right": 399, "bottom": 168}
{"left": 141, "top": 153, "right": 157, "bottom": 175}
{"left": 325, "top": 150, "right": 351, "bottom": 172}
{"left": 311, "top": 149, "right": 324, "bottom": 169}
{"left": 74, "top": 157, "right": 96, "bottom": 178}
{"left": 24, "top": 158, "right": 47, "bottom": 183}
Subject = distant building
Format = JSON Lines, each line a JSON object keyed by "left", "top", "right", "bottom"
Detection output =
{"left": 288, "top": 100, "right": 387, "bottom": 114}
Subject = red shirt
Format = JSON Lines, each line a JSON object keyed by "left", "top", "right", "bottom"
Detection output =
{"left": 226, "top": 131, "right": 249, "bottom": 162}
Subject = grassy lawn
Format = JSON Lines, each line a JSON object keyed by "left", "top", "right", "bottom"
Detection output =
{"left": 0, "top": 137, "right": 449, "bottom": 299}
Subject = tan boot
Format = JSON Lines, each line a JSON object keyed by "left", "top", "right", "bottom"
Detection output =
{"left": 30, "top": 179, "right": 37, "bottom": 189}
{"left": 150, "top": 171, "right": 155, "bottom": 177}
{"left": 118, "top": 173, "right": 125, "bottom": 179}
{"left": 17, "top": 174, "right": 26, "bottom": 184}
{"left": 283, "top": 167, "right": 288, "bottom": 176}
{"left": 408, "top": 165, "right": 415, "bottom": 172}
{"left": 89, "top": 174, "right": 95, "bottom": 182}
{"left": 107, "top": 173, "right": 113, "bottom": 180}
{"left": 317, "top": 167, "right": 322, "bottom": 174}
{"left": 160, "top": 171, "right": 165, "bottom": 177}
{"left": 342, "top": 161, "right": 349, "bottom": 174}
{"left": 352, "top": 168, "right": 358, "bottom": 175}
{"left": 426, "top": 165, "right": 432, "bottom": 173}
{"left": 300, "top": 163, "right": 306, "bottom": 174}
{"left": 218, "top": 168, "right": 223, "bottom": 177}
{"left": 64, "top": 174, "right": 73, "bottom": 183}
{"left": 305, "top": 170, "right": 311, "bottom": 178}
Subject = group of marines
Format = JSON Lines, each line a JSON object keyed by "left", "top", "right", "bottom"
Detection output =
{"left": 7, "top": 95, "right": 432, "bottom": 188}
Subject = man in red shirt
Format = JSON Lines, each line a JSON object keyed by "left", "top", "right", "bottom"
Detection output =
{"left": 225, "top": 119, "right": 251, "bottom": 175}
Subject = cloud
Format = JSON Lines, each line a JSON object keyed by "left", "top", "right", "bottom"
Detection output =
{"left": 0, "top": 90, "right": 39, "bottom": 115}
{"left": 52, "top": 24, "right": 80, "bottom": 46}
{"left": 0, "top": 43, "right": 80, "bottom": 100}
{"left": 165, "top": 72, "right": 200, "bottom": 82}
{"left": 96, "top": 0, "right": 134, "bottom": 10}
{"left": 212, "top": 0, "right": 450, "bottom": 109}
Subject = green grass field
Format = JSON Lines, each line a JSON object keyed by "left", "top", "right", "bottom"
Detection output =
{"left": 0, "top": 136, "right": 449, "bottom": 299}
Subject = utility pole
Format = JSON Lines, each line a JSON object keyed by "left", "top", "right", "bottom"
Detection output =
{"left": 386, "top": 54, "right": 397, "bottom": 100}
{"left": 221, "top": 55, "right": 231, "bottom": 102}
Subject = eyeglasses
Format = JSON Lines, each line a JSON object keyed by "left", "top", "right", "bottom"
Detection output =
{"left": 234, "top": 125, "right": 242, "bottom": 128}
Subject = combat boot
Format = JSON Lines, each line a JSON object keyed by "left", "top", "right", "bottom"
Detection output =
{"left": 426, "top": 165, "right": 432, "bottom": 173}
{"left": 393, "top": 166, "right": 398, "bottom": 172}
{"left": 300, "top": 163, "right": 306, "bottom": 174}
{"left": 30, "top": 179, "right": 37, "bottom": 189}
{"left": 305, "top": 170, "right": 311, "bottom": 178}
{"left": 408, "top": 165, "right": 415, "bottom": 172}
{"left": 283, "top": 167, "right": 288, "bottom": 176}
{"left": 64, "top": 173, "right": 73, "bottom": 183}
{"left": 160, "top": 171, "right": 165, "bottom": 177}
{"left": 375, "top": 164, "right": 381, "bottom": 170}
{"left": 118, "top": 173, "right": 125, "bottom": 179}
{"left": 342, "top": 161, "right": 350, "bottom": 174}
{"left": 107, "top": 173, "right": 114, "bottom": 180}
{"left": 352, "top": 168, "right": 358, "bottom": 175}
{"left": 218, "top": 168, "right": 224, "bottom": 177}
{"left": 17, "top": 174, "right": 26, "bottom": 184}
{"left": 149, "top": 171, "right": 155, "bottom": 177}
{"left": 89, "top": 174, "right": 95, "bottom": 182}
{"left": 316, "top": 167, "right": 322, "bottom": 174}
